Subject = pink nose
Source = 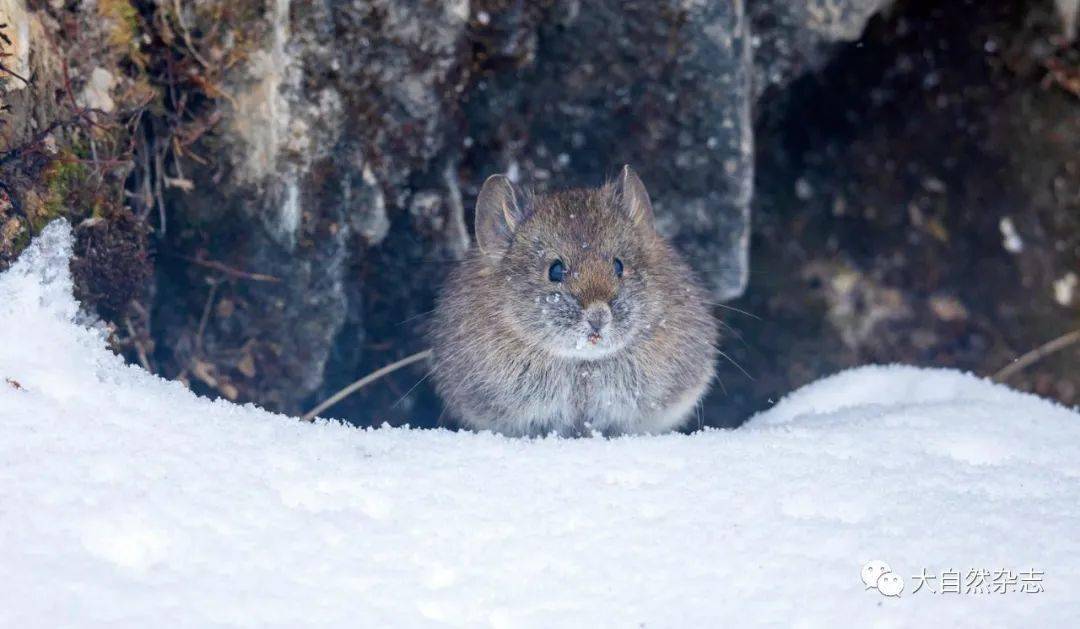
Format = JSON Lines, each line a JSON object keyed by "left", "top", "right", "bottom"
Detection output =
{"left": 584, "top": 303, "right": 612, "bottom": 334}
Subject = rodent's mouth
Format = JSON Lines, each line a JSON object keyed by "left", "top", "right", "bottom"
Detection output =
{"left": 544, "top": 328, "right": 628, "bottom": 360}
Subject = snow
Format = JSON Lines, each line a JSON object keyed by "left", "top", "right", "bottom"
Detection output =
{"left": 2, "top": 221, "right": 1080, "bottom": 627}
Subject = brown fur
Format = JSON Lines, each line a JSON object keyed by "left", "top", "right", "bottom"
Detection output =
{"left": 430, "top": 171, "right": 718, "bottom": 436}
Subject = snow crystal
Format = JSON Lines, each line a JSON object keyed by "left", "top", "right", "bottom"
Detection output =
{"left": 2, "top": 221, "right": 1079, "bottom": 626}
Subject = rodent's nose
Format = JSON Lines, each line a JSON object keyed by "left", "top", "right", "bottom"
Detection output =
{"left": 584, "top": 303, "right": 612, "bottom": 334}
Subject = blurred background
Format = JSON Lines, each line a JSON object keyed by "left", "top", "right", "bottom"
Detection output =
{"left": 1, "top": 0, "right": 1077, "bottom": 428}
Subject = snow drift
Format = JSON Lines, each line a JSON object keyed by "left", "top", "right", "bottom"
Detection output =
{"left": 2, "top": 222, "right": 1079, "bottom": 627}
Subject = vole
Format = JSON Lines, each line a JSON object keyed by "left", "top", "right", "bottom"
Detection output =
{"left": 430, "top": 166, "right": 718, "bottom": 437}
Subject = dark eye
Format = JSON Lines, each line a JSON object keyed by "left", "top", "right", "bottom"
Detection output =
{"left": 548, "top": 260, "right": 566, "bottom": 282}
{"left": 613, "top": 257, "right": 624, "bottom": 278}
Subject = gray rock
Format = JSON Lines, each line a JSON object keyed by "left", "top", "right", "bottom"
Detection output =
{"left": 750, "top": 0, "right": 895, "bottom": 96}
{"left": 465, "top": 0, "right": 753, "bottom": 300}
{"left": 153, "top": 0, "right": 896, "bottom": 418}
{"left": 155, "top": 0, "right": 473, "bottom": 413}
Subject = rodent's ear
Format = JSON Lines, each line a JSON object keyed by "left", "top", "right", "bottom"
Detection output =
{"left": 617, "top": 165, "right": 655, "bottom": 229}
{"left": 475, "top": 174, "right": 524, "bottom": 259}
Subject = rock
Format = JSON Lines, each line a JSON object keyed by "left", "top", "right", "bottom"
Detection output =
{"left": 710, "top": 0, "right": 1080, "bottom": 425}
{"left": 153, "top": 0, "right": 762, "bottom": 416}
{"left": 465, "top": 0, "right": 753, "bottom": 300}
{"left": 0, "top": 1, "right": 60, "bottom": 143}
{"left": 750, "top": 0, "right": 895, "bottom": 96}
{"left": 0, "top": 0, "right": 32, "bottom": 91}
{"left": 21, "top": 0, "right": 1075, "bottom": 430}
{"left": 148, "top": 0, "right": 908, "bottom": 419}
{"left": 78, "top": 68, "right": 117, "bottom": 114}
{"left": 1, "top": 2, "right": 151, "bottom": 334}
{"left": 154, "top": 0, "right": 474, "bottom": 413}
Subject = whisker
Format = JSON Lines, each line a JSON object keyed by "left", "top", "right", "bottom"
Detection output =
{"left": 396, "top": 309, "right": 437, "bottom": 326}
{"left": 705, "top": 302, "right": 762, "bottom": 321}
{"left": 711, "top": 344, "right": 755, "bottom": 382}
{"left": 713, "top": 372, "right": 728, "bottom": 396}
{"left": 437, "top": 401, "right": 451, "bottom": 427}
{"left": 392, "top": 367, "right": 436, "bottom": 408}
{"left": 714, "top": 318, "right": 751, "bottom": 350}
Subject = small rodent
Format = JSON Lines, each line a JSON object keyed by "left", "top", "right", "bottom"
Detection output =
{"left": 430, "top": 166, "right": 718, "bottom": 436}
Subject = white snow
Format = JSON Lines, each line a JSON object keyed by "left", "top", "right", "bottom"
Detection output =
{"left": 2, "top": 221, "right": 1079, "bottom": 627}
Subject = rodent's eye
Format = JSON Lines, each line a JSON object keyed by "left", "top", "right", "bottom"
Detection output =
{"left": 548, "top": 260, "right": 566, "bottom": 283}
{"left": 613, "top": 257, "right": 624, "bottom": 278}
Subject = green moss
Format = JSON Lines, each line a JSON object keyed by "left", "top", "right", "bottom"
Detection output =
{"left": 100, "top": 0, "right": 141, "bottom": 51}
{"left": 38, "top": 155, "right": 99, "bottom": 230}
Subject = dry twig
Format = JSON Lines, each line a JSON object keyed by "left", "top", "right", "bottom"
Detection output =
{"left": 993, "top": 329, "right": 1080, "bottom": 382}
{"left": 302, "top": 349, "right": 434, "bottom": 422}
{"left": 178, "top": 254, "right": 281, "bottom": 283}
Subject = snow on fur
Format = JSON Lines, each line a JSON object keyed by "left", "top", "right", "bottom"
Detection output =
{"left": 2, "top": 221, "right": 1079, "bottom": 626}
